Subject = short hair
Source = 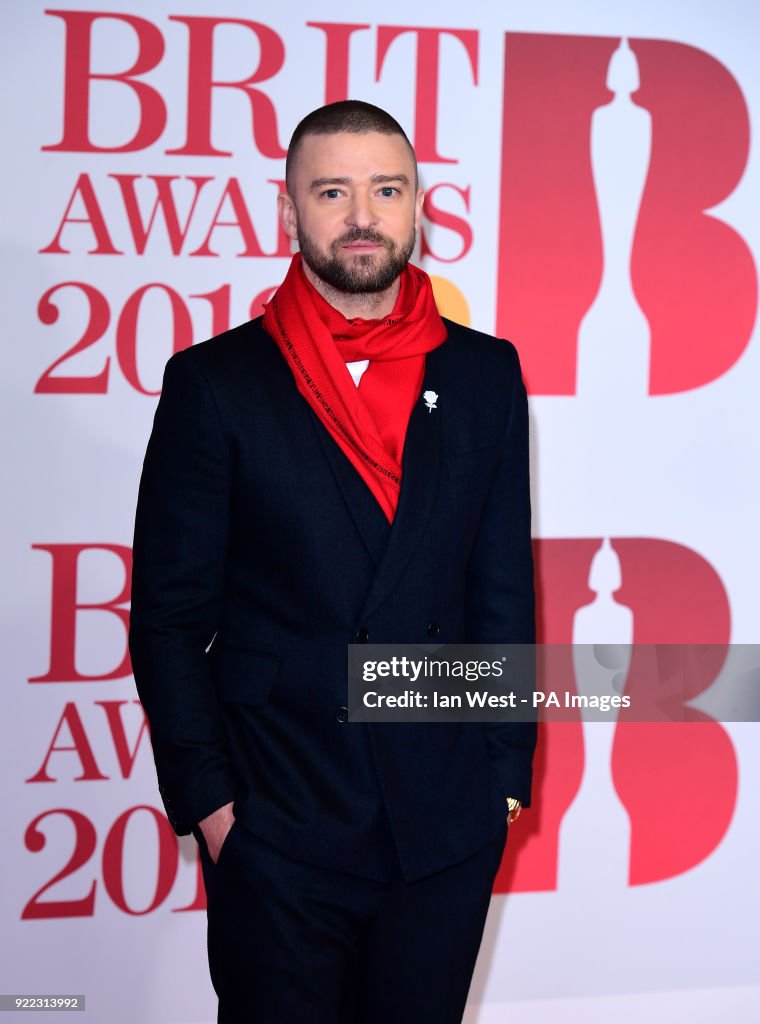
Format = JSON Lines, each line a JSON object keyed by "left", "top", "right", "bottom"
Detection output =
{"left": 285, "top": 100, "right": 417, "bottom": 194}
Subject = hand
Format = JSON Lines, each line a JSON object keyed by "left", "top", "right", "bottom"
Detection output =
{"left": 198, "top": 801, "right": 235, "bottom": 864}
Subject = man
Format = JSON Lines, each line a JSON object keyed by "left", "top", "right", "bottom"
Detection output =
{"left": 129, "top": 100, "right": 535, "bottom": 1024}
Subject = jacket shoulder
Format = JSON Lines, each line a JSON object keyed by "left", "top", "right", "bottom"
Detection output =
{"left": 440, "top": 317, "right": 522, "bottom": 380}
{"left": 164, "top": 317, "right": 276, "bottom": 382}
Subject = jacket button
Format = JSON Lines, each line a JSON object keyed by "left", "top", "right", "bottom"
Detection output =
{"left": 427, "top": 622, "right": 440, "bottom": 637}
{"left": 355, "top": 627, "right": 369, "bottom": 643}
{"left": 336, "top": 707, "right": 349, "bottom": 723}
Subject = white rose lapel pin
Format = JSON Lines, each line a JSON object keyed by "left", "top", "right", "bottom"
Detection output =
{"left": 423, "top": 390, "right": 438, "bottom": 414}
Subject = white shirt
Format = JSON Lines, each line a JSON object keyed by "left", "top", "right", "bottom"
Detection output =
{"left": 345, "top": 359, "right": 370, "bottom": 387}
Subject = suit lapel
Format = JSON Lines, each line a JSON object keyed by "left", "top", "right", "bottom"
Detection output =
{"left": 308, "top": 411, "right": 391, "bottom": 565}
{"left": 304, "top": 340, "right": 446, "bottom": 608}
{"left": 358, "top": 345, "right": 444, "bottom": 619}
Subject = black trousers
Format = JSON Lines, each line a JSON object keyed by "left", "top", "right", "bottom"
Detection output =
{"left": 199, "top": 820, "right": 507, "bottom": 1024}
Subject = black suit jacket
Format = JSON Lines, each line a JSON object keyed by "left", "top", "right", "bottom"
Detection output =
{"left": 129, "top": 316, "right": 535, "bottom": 882}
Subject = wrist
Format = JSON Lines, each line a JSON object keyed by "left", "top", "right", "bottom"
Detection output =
{"left": 199, "top": 801, "right": 234, "bottom": 839}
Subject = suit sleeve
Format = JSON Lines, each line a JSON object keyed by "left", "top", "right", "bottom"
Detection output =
{"left": 129, "top": 350, "right": 236, "bottom": 835}
{"left": 465, "top": 342, "right": 537, "bottom": 806}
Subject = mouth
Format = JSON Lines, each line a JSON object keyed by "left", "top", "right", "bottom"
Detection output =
{"left": 336, "top": 232, "right": 389, "bottom": 255}
{"left": 341, "top": 241, "right": 384, "bottom": 253}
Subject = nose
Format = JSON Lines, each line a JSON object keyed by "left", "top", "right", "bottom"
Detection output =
{"left": 345, "top": 191, "right": 376, "bottom": 230}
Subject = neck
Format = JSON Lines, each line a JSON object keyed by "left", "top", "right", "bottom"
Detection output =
{"left": 301, "top": 261, "right": 401, "bottom": 320}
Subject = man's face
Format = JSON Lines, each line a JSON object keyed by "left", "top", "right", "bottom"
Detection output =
{"left": 279, "top": 131, "right": 423, "bottom": 295}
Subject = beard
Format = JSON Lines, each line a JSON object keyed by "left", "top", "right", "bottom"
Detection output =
{"left": 297, "top": 225, "right": 416, "bottom": 294}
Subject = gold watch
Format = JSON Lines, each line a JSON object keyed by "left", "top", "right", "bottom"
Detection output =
{"left": 506, "top": 797, "right": 522, "bottom": 820}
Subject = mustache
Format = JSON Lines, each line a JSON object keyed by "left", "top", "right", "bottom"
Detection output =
{"left": 333, "top": 228, "right": 391, "bottom": 248}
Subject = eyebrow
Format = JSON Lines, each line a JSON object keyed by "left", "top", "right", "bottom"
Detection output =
{"left": 309, "top": 173, "right": 411, "bottom": 191}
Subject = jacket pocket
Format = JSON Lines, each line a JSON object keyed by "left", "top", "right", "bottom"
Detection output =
{"left": 214, "top": 646, "right": 280, "bottom": 706}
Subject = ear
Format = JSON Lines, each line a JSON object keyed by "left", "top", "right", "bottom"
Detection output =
{"left": 278, "top": 192, "right": 299, "bottom": 241}
{"left": 414, "top": 187, "right": 424, "bottom": 233}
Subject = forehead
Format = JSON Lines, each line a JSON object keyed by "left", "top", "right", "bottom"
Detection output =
{"left": 292, "top": 131, "right": 416, "bottom": 185}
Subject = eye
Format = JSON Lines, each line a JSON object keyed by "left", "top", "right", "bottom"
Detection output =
{"left": 321, "top": 188, "right": 341, "bottom": 199}
{"left": 379, "top": 186, "right": 398, "bottom": 198}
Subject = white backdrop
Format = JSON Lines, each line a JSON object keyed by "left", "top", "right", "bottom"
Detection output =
{"left": 2, "top": 1, "right": 759, "bottom": 1021}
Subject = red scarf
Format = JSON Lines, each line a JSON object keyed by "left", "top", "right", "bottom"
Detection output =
{"left": 263, "top": 254, "right": 446, "bottom": 521}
